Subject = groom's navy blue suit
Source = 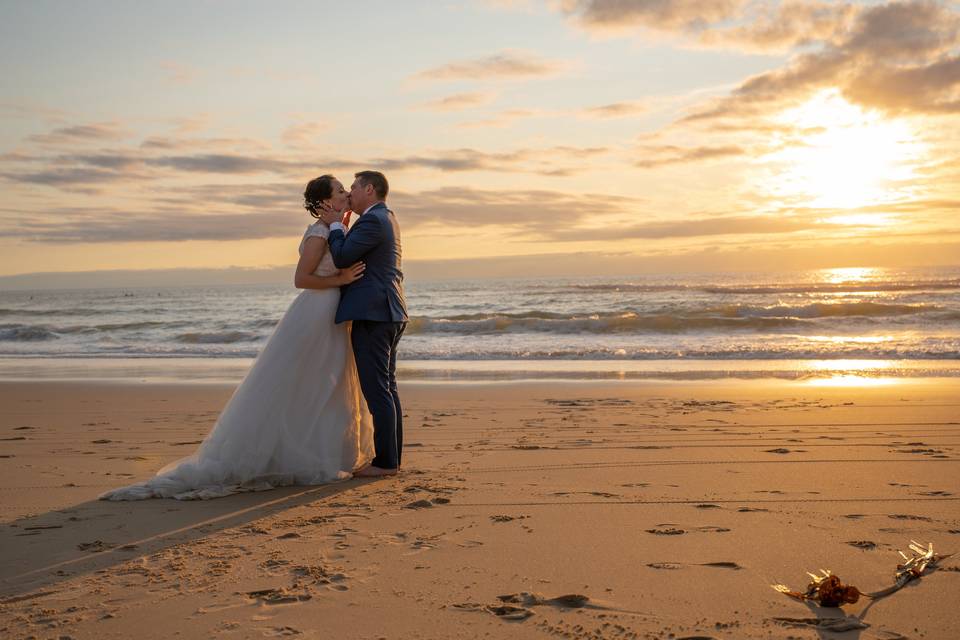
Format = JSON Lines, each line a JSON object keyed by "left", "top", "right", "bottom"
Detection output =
{"left": 328, "top": 202, "right": 408, "bottom": 469}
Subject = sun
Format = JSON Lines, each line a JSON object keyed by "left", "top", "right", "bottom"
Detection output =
{"left": 764, "top": 89, "right": 925, "bottom": 210}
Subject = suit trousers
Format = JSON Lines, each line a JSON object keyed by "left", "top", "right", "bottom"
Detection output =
{"left": 351, "top": 320, "right": 406, "bottom": 469}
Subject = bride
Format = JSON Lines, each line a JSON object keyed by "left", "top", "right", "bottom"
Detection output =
{"left": 101, "top": 175, "right": 374, "bottom": 500}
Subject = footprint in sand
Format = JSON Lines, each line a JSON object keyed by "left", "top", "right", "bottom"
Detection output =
{"left": 410, "top": 537, "right": 438, "bottom": 551}
{"left": 403, "top": 483, "right": 459, "bottom": 496}
{"left": 647, "top": 562, "right": 683, "bottom": 570}
{"left": 888, "top": 514, "right": 934, "bottom": 522}
{"left": 259, "top": 558, "right": 291, "bottom": 570}
{"left": 454, "top": 592, "right": 597, "bottom": 622}
{"left": 291, "top": 564, "right": 349, "bottom": 590}
{"left": 405, "top": 497, "right": 450, "bottom": 509}
{"left": 276, "top": 532, "right": 301, "bottom": 540}
{"left": 260, "top": 626, "right": 302, "bottom": 636}
{"left": 846, "top": 540, "right": 877, "bottom": 550}
{"left": 244, "top": 588, "right": 312, "bottom": 605}
{"left": 772, "top": 616, "right": 868, "bottom": 633}
{"left": 490, "top": 515, "right": 530, "bottom": 523}
{"left": 646, "top": 527, "right": 685, "bottom": 536}
{"left": 466, "top": 603, "right": 535, "bottom": 620}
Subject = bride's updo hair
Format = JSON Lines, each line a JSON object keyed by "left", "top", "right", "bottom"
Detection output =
{"left": 303, "top": 175, "right": 335, "bottom": 218}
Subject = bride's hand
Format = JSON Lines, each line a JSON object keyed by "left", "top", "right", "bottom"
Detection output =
{"left": 336, "top": 262, "right": 365, "bottom": 285}
{"left": 317, "top": 203, "right": 340, "bottom": 226}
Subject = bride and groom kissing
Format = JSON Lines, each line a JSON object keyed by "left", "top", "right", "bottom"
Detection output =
{"left": 102, "top": 171, "right": 407, "bottom": 500}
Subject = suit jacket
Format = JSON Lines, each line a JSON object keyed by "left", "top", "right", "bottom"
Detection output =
{"left": 327, "top": 202, "right": 408, "bottom": 324}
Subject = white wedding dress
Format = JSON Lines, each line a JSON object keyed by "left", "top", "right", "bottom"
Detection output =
{"left": 101, "top": 223, "right": 374, "bottom": 500}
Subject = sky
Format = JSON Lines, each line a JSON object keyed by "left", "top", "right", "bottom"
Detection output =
{"left": 1, "top": 0, "right": 959, "bottom": 286}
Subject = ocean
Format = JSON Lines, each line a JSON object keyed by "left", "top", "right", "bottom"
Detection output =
{"left": 1, "top": 266, "right": 959, "bottom": 381}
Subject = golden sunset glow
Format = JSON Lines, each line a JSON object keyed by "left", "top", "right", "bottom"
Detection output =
{"left": 801, "top": 358, "right": 903, "bottom": 386}
{"left": 808, "top": 335, "right": 892, "bottom": 344}
{"left": 1, "top": 8, "right": 960, "bottom": 638}
{"left": 806, "top": 375, "right": 901, "bottom": 387}
{"left": 823, "top": 213, "right": 898, "bottom": 227}
{"left": 1, "top": 2, "right": 959, "bottom": 283}
{"left": 766, "top": 90, "right": 925, "bottom": 209}
{"left": 818, "top": 267, "right": 882, "bottom": 284}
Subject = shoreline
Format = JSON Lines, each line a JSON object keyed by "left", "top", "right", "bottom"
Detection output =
{"left": 0, "top": 356, "right": 959, "bottom": 384}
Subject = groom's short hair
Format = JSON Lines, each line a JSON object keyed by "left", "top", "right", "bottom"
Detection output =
{"left": 355, "top": 171, "right": 388, "bottom": 200}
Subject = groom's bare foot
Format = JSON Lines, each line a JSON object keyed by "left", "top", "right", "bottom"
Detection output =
{"left": 354, "top": 465, "right": 398, "bottom": 478}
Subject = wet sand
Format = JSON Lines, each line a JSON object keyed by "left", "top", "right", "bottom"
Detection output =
{"left": 1, "top": 378, "right": 958, "bottom": 639}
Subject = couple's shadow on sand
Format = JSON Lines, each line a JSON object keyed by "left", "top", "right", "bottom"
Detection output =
{"left": 0, "top": 479, "right": 374, "bottom": 601}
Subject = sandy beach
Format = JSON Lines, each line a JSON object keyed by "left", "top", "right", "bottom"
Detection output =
{"left": 1, "top": 378, "right": 958, "bottom": 639}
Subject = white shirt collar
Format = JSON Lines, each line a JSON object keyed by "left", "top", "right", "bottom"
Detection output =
{"left": 361, "top": 201, "right": 384, "bottom": 216}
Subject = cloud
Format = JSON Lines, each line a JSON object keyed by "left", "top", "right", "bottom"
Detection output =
{"left": 0, "top": 101, "right": 69, "bottom": 122}
{"left": 0, "top": 186, "right": 641, "bottom": 243}
{"left": 392, "top": 186, "right": 640, "bottom": 227}
{"left": 0, "top": 137, "right": 612, "bottom": 191}
{"left": 152, "top": 182, "right": 299, "bottom": 212}
{"left": 579, "top": 100, "right": 648, "bottom": 118}
{"left": 413, "top": 50, "right": 567, "bottom": 81}
{"left": 4, "top": 181, "right": 958, "bottom": 252}
{"left": 634, "top": 144, "right": 746, "bottom": 168}
{"left": 456, "top": 108, "right": 556, "bottom": 128}
{"left": 139, "top": 135, "right": 271, "bottom": 151}
{"left": 844, "top": 54, "right": 960, "bottom": 114}
{"left": 373, "top": 146, "right": 608, "bottom": 176}
{"left": 27, "top": 122, "right": 132, "bottom": 145}
{"left": 561, "top": 0, "right": 747, "bottom": 33}
{"left": 455, "top": 100, "right": 650, "bottom": 129}
{"left": 0, "top": 167, "right": 141, "bottom": 187}
{"left": 680, "top": 0, "right": 960, "bottom": 123}
{"left": 280, "top": 121, "right": 330, "bottom": 147}
{"left": 6, "top": 210, "right": 299, "bottom": 243}
{"left": 545, "top": 214, "right": 816, "bottom": 241}
{"left": 2, "top": 150, "right": 301, "bottom": 188}
{"left": 843, "top": 0, "right": 957, "bottom": 61}
{"left": 561, "top": 1, "right": 960, "bottom": 118}
{"left": 0, "top": 149, "right": 318, "bottom": 188}
{"left": 561, "top": 0, "right": 857, "bottom": 53}
{"left": 700, "top": 1, "right": 859, "bottom": 52}
{"left": 147, "top": 154, "right": 302, "bottom": 174}
{"left": 419, "top": 92, "right": 496, "bottom": 111}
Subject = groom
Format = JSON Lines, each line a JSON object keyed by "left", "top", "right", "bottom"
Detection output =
{"left": 323, "top": 171, "right": 408, "bottom": 477}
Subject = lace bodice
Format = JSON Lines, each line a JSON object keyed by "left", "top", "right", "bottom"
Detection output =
{"left": 299, "top": 223, "right": 338, "bottom": 277}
